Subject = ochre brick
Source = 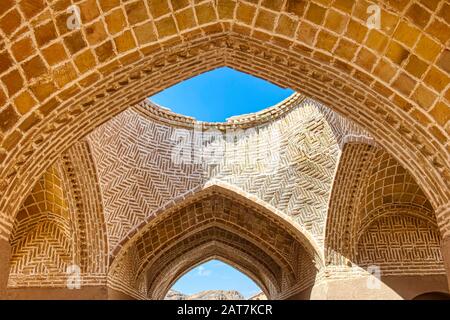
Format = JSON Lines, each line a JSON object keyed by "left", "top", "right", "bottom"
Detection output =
{"left": 429, "top": 101, "right": 450, "bottom": 126}
{"left": 0, "top": 9, "right": 22, "bottom": 36}
{"left": 170, "top": 0, "right": 190, "bottom": 11}
{"left": 0, "top": 104, "right": 19, "bottom": 132}
{"left": 105, "top": 9, "right": 127, "bottom": 35}
{"left": 175, "top": 8, "right": 196, "bottom": 31}
{"left": 155, "top": 16, "right": 177, "bottom": 38}
{"left": 133, "top": 22, "right": 157, "bottom": 44}
{"left": 30, "top": 81, "right": 57, "bottom": 101}
{"left": 195, "top": 3, "right": 216, "bottom": 25}
{"left": 125, "top": 1, "right": 149, "bottom": 24}
{"left": 79, "top": 0, "right": 101, "bottom": 22}
{"left": 85, "top": 20, "right": 108, "bottom": 46}
{"left": 98, "top": 0, "right": 120, "bottom": 12}
{"left": 255, "top": 9, "right": 276, "bottom": 31}
{"left": 42, "top": 43, "right": 68, "bottom": 66}
{"left": 285, "top": 0, "right": 306, "bottom": 16}
{"left": 405, "top": 55, "right": 428, "bottom": 79}
{"left": 35, "top": 21, "right": 58, "bottom": 47}
{"left": 333, "top": 0, "right": 354, "bottom": 14}
{"left": 393, "top": 21, "right": 420, "bottom": 48}
{"left": 19, "top": 0, "right": 45, "bottom": 19}
{"left": 275, "top": 14, "right": 297, "bottom": 38}
{"left": 0, "top": 0, "right": 14, "bottom": 16}
{"left": 385, "top": 41, "right": 409, "bottom": 66}
{"left": 425, "top": 19, "right": 450, "bottom": 45}
{"left": 324, "top": 9, "right": 348, "bottom": 35}
{"left": 415, "top": 35, "right": 441, "bottom": 62}
{"left": 0, "top": 87, "right": 6, "bottom": 106}
{"left": 11, "top": 38, "right": 35, "bottom": 63}
{"left": 356, "top": 47, "right": 377, "bottom": 71}
{"left": 64, "top": 31, "right": 88, "bottom": 54}
{"left": 406, "top": 3, "right": 431, "bottom": 28}
{"left": 3, "top": 129, "right": 22, "bottom": 151}
{"left": 297, "top": 21, "right": 318, "bottom": 45}
{"left": 147, "top": 0, "right": 170, "bottom": 18}
{"left": 345, "top": 19, "right": 367, "bottom": 43}
{"left": 53, "top": 63, "right": 77, "bottom": 88}
{"left": 334, "top": 39, "right": 358, "bottom": 61}
{"left": 236, "top": 3, "right": 256, "bottom": 25}
{"left": 95, "top": 41, "right": 115, "bottom": 63}
{"left": 14, "top": 91, "right": 37, "bottom": 115}
{"left": 424, "top": 67, "right": 450, "bottom": 92}
{"left": 410, "top": 109, "right": 432, "bottom": 126}
{"left": 22, "top": 56, "right": 47, "bottom": 81}
{"left": 306, "top": 3, "right": 326, "bottom": 25}
{"left": 0, "top": 3, "right": 448, "bottom": 292}
{"left": 18, "top": 111, "right": 40, "bottom": 132}
{"left": 2, "top": 69, "right": 23, "bottom": 96}
{"left": 316, "top": 30, "right": 337, "bottom": 52}
{"left": 262, "top": 0, "right": 284, "bottom": 11}
{"left": 412, "top": 84, "right": 437, "bottom": 109}
{"left": 437, "top": 50, "right": 450, "bottom": 74}
{"left": 114, "top": 31, "right": 137, "bottom": 53}
{"left": 392, "top": 72, "right": 416, "bottom": 96}
{"left": 0, "top": 51, "right": 13, "bottom": 74}
{"left": 217, "top": 0, "right": 236, "bottom": 19}
{"left": 365, "top": 30, "right": 388, "bottom": 53}
{"left": 437, "top": 3, "right": 450, "bottom": 21}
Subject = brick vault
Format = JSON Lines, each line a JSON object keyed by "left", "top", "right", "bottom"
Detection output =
{"left": 0, "top": 0, "right": 449, "bottom": 300}
{"left": 1, "top": 93, "right": 447, "bottom": 299}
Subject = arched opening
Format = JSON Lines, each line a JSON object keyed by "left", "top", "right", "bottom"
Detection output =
{"left": 107, "top": 184, "right": 321, "bottom": 300}
{"left": 165, "top": 259, "right": 265, "bottom": 300}
{"left": 149, "top": 66, "right": 294, "bottom": 122}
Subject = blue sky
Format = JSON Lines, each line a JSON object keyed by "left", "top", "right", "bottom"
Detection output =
{"left": 171, "top": 260, "right": 261, "bottom": 299}
{"left": 151, "top": 67, "right": 291, "bottom": 298}
{"left": 149, "top": 66, "right": 294, "bottom": 122}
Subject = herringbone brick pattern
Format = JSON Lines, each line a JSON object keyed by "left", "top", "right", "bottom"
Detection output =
{"left": 326, "top": 142, "right": 445, "bottom": 276}
{"left": 357, "top": 214, "right": 444, "bottom": 273}
{"left": 8, "top": 164, "right": 73, "bottom": 286}
{"left": 88, "top": 96, "right": 340, "bottom": 253}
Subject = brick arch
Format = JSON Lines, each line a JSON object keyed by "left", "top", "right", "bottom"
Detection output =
{"left": 325, "top": 141, "right": 444, "bottom": 271}
{"left": 147, "top": 237, "right": 281, "bottom": 299}
{"left": 8, "top": 164, "right": 73, "bottom": 287}
{"left": 6, "top": 140, "right": 108, "bottom": 289}
{"left": 107, "top": 185, "right": 321, "bottom": 299}
{"left": 0, "top": 0, "right": 449, "bottom": 243}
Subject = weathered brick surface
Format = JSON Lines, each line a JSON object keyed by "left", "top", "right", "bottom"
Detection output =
{"left": 88, "top": 96, "right": 339, "bottom": 252}
{"left": 325, "top": 142, "right": 445, "bottom": 276}
{"left": 0, "top": 0, "right": 448, "bottom": 299}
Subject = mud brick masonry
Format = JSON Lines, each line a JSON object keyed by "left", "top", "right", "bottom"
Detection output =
{"left": 0, "top": 0, "right": 449, "bottom": 299}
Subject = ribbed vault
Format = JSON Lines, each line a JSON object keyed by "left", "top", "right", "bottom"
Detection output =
{"left": 108, "top": 185, "right": 321, "bottom": 300}
{"left": 325, "top": 142, "right": 446, "bottom": 278}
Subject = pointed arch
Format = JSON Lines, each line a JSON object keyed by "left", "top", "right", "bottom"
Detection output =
{"left": 107, "top": 182, "right": 322, "bottom": 299}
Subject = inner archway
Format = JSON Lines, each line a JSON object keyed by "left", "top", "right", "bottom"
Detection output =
{"left": 107, "top": 184, "right": 321, "bottom": 300}
{"left": 165, "top": 259, "right": 265, "bottom": 300}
